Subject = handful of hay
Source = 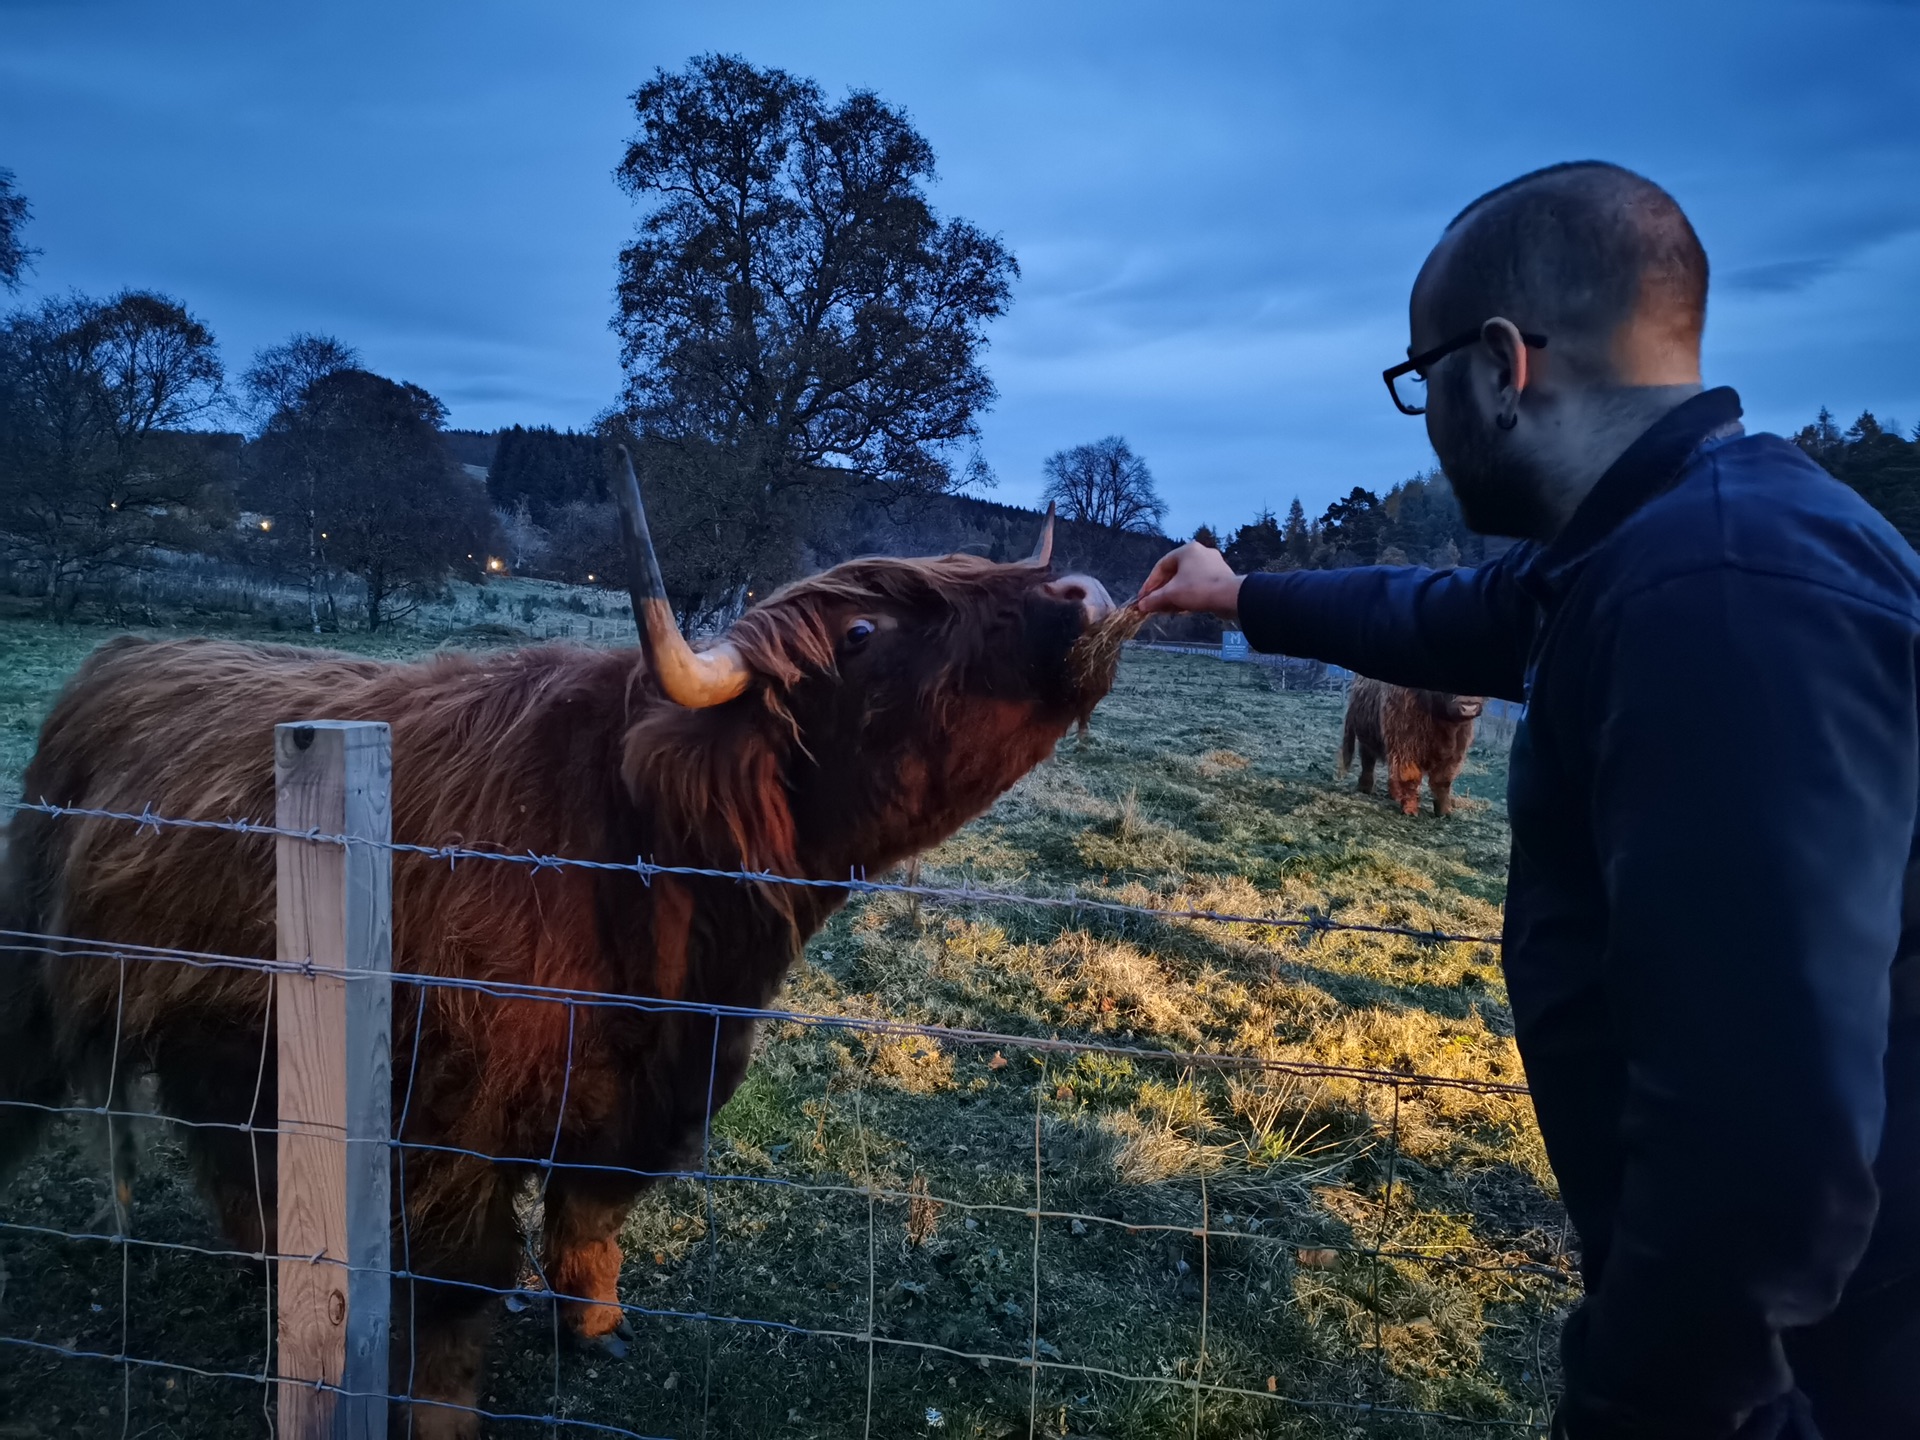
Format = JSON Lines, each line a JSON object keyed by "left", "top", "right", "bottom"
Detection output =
{"left": 1067, "top": 598, "right": 1148, "bottom": 697}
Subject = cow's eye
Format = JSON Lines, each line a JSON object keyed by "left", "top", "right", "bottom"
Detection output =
{"left": 844, "top": 618, "right": 877, "bottom": 648}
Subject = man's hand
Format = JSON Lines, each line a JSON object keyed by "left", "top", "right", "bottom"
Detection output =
{"left": 1135, "top": 541, "right": 1244, "bottom": 619}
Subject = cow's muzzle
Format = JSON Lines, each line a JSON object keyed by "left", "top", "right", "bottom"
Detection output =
{"left": 1043, "top": 573, "right": 1114, "bottom": 626}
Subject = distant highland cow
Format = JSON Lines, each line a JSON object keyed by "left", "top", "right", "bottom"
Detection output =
{"left": 1339, "top": 676, "right": 1484, "bottom": 817}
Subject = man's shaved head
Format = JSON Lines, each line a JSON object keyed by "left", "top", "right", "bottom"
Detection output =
{"left": 1417, "top": 161, "right": 1708, "bottom": 366}
{"left": 1411, "top": 162, "right": 1711, "bottom": 539}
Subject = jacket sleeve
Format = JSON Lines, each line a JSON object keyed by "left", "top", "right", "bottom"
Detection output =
{"left": 1562, "top": 564, "right": 1909, "bottom": 1436}
{"left": 1236, "top": 550, "right": 1535, "bottom": 701}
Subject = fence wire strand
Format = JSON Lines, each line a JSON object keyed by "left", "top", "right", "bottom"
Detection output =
{"left": 247, "top": 965, "right": 278, "bottom": 1440}
{"left": 1028, "top": 1063, "right": 1044, "bottom": 1440}
{"left": 0, "top": 793, "right": 1559, "bottom": 1436}
{"left": 1, "top": 797, "right": 1504, "bottom": 948}
{"left": 1193, "top": 1137, "right": 1211, "bottom": 1440}
{"left": 0, "top": 927, "right": 1530, "bottom": 1099}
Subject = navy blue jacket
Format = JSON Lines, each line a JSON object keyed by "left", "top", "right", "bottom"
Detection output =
{"left": 1239, "top": 389, "right": 1920, "bottom": 1438}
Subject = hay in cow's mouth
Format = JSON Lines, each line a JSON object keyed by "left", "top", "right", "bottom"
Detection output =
{"left": 1067, "top": 600, "right": 1148, "bottom": 698}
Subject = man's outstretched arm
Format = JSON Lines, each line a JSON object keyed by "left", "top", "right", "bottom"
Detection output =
{"left": 1136, "top": 540, "right": 1535, "bottom": 701}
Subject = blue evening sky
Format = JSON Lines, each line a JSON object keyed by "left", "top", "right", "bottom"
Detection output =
{"left": 4, "top": 0, "right": 1916, "bottom": 535}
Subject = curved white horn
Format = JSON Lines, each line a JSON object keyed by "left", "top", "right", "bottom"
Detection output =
{"left": 1029, "top": 501, "right": 1056, "bottom": 567}
{"left": 612, "top": 445, "right": 751, "bottom": 708}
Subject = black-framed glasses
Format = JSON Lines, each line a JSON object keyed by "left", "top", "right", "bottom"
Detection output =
{"left": 1383, "top": 327, "right": 1548, "bottom": 416}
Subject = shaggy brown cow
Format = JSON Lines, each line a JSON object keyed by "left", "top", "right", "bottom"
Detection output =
{"left": 1338, "top": 675, "right": 1484, "bottom": 817}
{"left": 0, "top": 452, "right": 1118, "bottom": 1436}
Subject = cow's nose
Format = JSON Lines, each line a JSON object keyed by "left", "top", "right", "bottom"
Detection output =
{"left": 1045, "top": 573, "right": 1114, "bottom": 622}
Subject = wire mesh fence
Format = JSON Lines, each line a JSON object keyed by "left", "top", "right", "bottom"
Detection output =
{"left": 0, "top": 735, "right": 1570, "bottom": 1438}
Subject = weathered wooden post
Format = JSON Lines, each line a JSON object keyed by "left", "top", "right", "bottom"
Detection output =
{"left": 275, "top": 721, "right": 393, "bottom": 1438}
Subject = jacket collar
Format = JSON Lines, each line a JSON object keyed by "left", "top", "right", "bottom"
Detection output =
{"left": 1524, "top": 386, "right": 1744, "bottom": 593}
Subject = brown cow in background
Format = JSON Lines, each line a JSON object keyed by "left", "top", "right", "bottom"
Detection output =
{"left": 0, "top": 450, "right": 1118, "bottom": 1437}
{"left": 1339, "top": 675, "right": 1484, "bottom": 818}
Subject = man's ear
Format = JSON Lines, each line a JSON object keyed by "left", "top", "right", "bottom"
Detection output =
{"left": 1479, "top": 317, "right": 1531, "bottom": 429}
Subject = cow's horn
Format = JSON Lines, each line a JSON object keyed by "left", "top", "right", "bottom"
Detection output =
{"left": 612, "top": 445, "right": 751, "bottom": 708}
{"left": 1028, "top": 501, "right": 1056, "bottom": 567}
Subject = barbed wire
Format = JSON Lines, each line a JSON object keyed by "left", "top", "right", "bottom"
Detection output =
{"left": 2, "top": 797, "right": 1505, "bottom": 947}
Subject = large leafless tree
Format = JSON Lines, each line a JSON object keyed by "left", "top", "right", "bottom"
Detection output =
{"left": 1040, "top": 436, "right": 1168, "bottom": 534}
{"left": 612, "top": 54, "right": 1016, "bottom": 604}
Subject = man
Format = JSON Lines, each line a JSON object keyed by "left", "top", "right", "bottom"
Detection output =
{"left": 1138, "top": 162, "right": 1920, "bottom": 1438}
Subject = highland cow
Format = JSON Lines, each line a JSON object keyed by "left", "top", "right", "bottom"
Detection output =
{"left": 1339, "top": 675, "right": 1484, "bottom": 817}
{"left": 0, "top": 451, "right": 1118, "bottom": 1437}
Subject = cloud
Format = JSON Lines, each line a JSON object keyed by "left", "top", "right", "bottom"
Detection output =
{"left": 1721, "top": 257, "right": 1841, "bottom": 295}
{"left": 4, "top": 0, "right": 1917, "bottom": 537}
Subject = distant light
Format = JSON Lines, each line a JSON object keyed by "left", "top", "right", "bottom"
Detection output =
{"left": 320, "top": 532, "right": 328, "bottom": 539}
{"left": 586, "top": 573, "right": 595, "bottom": 581}
{"left": 487, "top": 557, "right": 505, "bottom": 573}
{"left": 109, "top": 502, "right": 118, "bottom": 510}
{"left": 259, "top": 519, "right": 272, "bottom": 532}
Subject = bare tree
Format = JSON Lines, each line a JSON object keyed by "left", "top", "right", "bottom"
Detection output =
{"left": 0, "top": 169, "right": 35, "bottom": 292}
{"left": 242, "top": 333, "right": 360, "bottom": 630}
{"left": 1040, "top": 436, "right": 1167, "bottom": 534}
{"left": 613, "top": 54, "right": 1016, "bottom": 600}
{"left": 250, "top": 368, "right": 490, "bottom": 630}
{"left": 590, "top": 421, "right": 811, "bottom": 623}
{"left": 544, "top": 498, "right": 621, "bottom": 588}
{"left": 0, "top": 291, "right": 227, "bottom": 611}
{"left": 241, "top": 333, "right": 359, "bottom": 434}
{"left": 495, "top": 497, "right": 550, "bottom": 574}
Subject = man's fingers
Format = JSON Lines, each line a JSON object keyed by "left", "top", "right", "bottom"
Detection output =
{"left": 1136, "top": 574, "right": 1198, "bottom": 616}
{"left": 1136, "top": 551, "right": 1178, "bottom": 601}
{"left": 1134, "top": 540, "right": 1239, "bottom": 619}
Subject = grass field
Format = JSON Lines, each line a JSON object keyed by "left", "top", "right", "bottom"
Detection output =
{"left": 0, "top": 594, "right": 1571, "bottom": 1439}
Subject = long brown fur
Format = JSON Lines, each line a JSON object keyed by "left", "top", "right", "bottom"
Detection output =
{"left": 1338, "top": 675, "right": 1483, "bottom": 818}
{"left": 0, "top": 551, "right": 1116, "bottom": 1437}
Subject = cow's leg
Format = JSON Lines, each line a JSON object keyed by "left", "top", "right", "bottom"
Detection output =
{"left": 543, "top": 1172, "right": 639, "bottom": 1351}
{"left": 1431, "top": 777, "right": 1455, "bottom": 818}
{"left": 152, "top": 1029, "right": 278, "bottom": 1254}
{"left": 0, "top": 953, "right": 61, "bottom": 1189}
{"left": 65, "top": 1025, "right": 143, "bottom": 1232}
{"left": 0, "top": 832, "right": 67, "bottom": 1189}
{"left": 392, "top": 1155, "right": 519, "bottom": 1439}
{"left": 1356, "top": 748, "right": 1377, "bottom": 795}
{"left": 1391, "top": 761, "right": 1423, "bottom": 816}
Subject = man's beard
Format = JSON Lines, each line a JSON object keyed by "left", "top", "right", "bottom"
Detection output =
{"left": 1428, "top": 369, "right": 1551, "bottom": 540}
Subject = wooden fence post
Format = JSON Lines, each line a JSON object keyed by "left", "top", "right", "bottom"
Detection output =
{"left": 275, "top": 721, "right": 393, "bottom": 1439}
